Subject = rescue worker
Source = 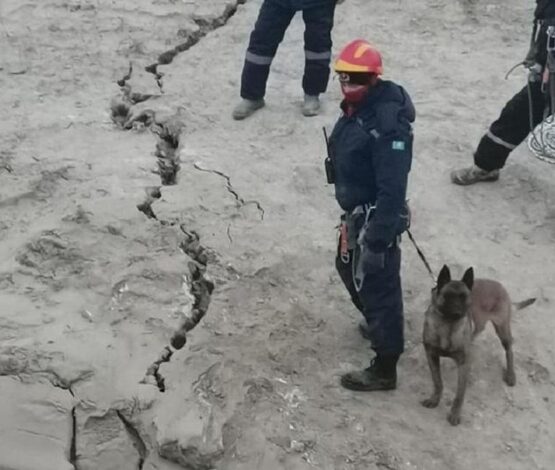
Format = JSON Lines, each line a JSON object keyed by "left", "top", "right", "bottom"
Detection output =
{"left": 329, "top": 39, "right": 415, "bottom": 391}
{"left": 232, "top": 0, "right": 342, "bottom": 120}
{"left": 451, "top": 0, "right": 555, "bottom": 185}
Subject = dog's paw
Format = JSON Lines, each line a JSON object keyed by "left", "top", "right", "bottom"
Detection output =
{"left": 421, "top": 397, "right": 440, "bottom": 408}
{"left": 447, "top": 411, "right": 461, "bottom": 426}
{"left": 504, "top": 370, "right": 516, "bottom": 387}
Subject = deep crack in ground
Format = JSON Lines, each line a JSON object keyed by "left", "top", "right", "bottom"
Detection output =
{"left": 111, "top": 1, "right": 249, "bottom": 393}
{"left": 55, "top": 385, "right": 78, "bottom": 470}
{"left": 130, "top": 105, "right": 215, "bottom": 393}
{"left": 116, "top": 410, "right": 148, "bottom": 470}
{"left": 140, "top": 228, "right": 215, "bottom": 392}
{"left": 109, "top": 0, "right": 242, "bottom": 403}
{"left": 70, "top": 403, "right": 78, "bottom": 470}
{"left": 144, "top": 0, "right": 248, "bottom": 93}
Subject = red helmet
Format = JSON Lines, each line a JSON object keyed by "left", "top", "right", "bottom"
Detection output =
{"left": 334, "top": 39, "right": 383, "bottom": 75}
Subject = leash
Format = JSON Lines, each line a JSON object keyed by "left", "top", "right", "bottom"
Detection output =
{"left": 406, "top": 228, "right": 436, "bottom": 282}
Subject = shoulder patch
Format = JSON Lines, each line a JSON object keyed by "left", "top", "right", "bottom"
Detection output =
{"left": 392, "top": 140, "right": 405, "bottom": 151}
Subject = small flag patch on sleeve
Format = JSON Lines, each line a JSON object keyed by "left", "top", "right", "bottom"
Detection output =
{"left": 392, "top": 141, "right": 405, "bottom": 151}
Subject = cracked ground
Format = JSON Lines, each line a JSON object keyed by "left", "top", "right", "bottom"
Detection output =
{"left": 1, "top": 0, "right": 555, "bottom": 469}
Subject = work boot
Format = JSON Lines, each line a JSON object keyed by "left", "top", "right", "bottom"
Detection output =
{"left": 340, "top": 356, "right": 398, "bottom": 391}
{"left": 232, "top": 98, "right": 265, "bottom": 120}
{"left": 301, "top": 94, "right": 320, "bottom": 117}
{"left": 450, "top": 165, "right": 500, "bottom": 185}
{"left": 358, "top": 321, "right": 372, "bottom": 340}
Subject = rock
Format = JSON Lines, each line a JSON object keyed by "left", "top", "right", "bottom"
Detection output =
{"left": 156, "top": 407, "right": 224, "bottom": 470}
{"left": 76, "top": 407, "right": 142, "bottom": 470}
{"left": 290, "top": 440, "right": 305, "bottom": 453}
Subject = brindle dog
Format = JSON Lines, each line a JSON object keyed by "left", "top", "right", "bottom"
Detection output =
{"left": 422, "top": 265, "right": 535, "bottom": 425}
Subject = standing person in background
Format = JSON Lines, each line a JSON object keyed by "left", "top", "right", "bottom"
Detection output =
{"left": 451, "top": 0, "right": 555, "bottom": 185}
{"left": 233, "top": 0, "right": 343, "bottom": 120}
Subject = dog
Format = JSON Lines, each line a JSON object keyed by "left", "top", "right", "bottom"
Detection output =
{"left": 421, "top": 265, "right": 535, "bottom": 426}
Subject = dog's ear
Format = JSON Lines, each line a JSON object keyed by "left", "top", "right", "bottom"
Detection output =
{"left": 437, "top": 265, "right": 451, "bottom": 292}
{"left": 461, "top": 267, "right": 474, "bottom": 291}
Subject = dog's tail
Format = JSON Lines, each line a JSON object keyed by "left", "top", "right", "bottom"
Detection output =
{"left": 513, "top": 298, "right": 536, "bottom": 310}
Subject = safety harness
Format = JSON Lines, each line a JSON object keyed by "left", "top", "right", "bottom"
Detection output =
{"left": 338, "top": 201, "right": 434, "bottom": 291}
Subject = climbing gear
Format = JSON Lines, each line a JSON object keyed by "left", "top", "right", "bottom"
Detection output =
{"left": 232, "top": 98, "right": 265, "bottom": 120}
{"left": 527, "top": 23, "right": 555, "bottom": 163}
{"left": 302, "top": 94, "right": 321, "bottom": 117}
{"left": 528, "top": 114, "right": 555, "bottom": 163}
{"left": 336, "top": 204, "right": 373, "bottom": 290}
{"left": 450, "top": 165, "right": 500, "bottom": 185}
{"left": 352, "top": 204, "right": 376, "bottom": 292}
{"left": 338, "top": 202, "right": 409, "bottom": 292}
{"left": 506, "top": 18, "right": 544, "bottom": 80}
{"left": 334, "top": 39, "right": 383, "bottom": 75}
{"left": 339, "top": 220, "right": 349, "bottom": 263}
{"left": 500, "top": 19, "right": 555, "bottom": 163}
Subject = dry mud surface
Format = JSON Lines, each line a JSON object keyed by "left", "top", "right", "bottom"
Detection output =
{"left": 1, "top": 0, "right": 554, "bottom": 469}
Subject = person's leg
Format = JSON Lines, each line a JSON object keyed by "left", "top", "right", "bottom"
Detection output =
{"left": 341, "top": 246, "right": 404, "bottom": 391}
{"left": 234, "top": 0, "right": 296, "bottom": 120}
{"left": 451, "top": 81, "right": 546, "bottom": 184}
{"left": 300, "top": 4, "right": 335, "bottom": 116}
{"left": 476, "top": 81, "right": 545, "bottom": 170}
{"left": 335, "top": 245, "right": 365, "bottom": 314}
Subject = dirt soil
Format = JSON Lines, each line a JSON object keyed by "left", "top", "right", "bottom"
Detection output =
{"left": 1, "top": 0, "right": 554, "bottom": 469}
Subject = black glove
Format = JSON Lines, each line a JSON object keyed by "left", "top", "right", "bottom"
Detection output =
{"left": 359, "top": 247, "right": 385, "bottom": 271}
{"left": 354, "top": 246, "right": 384, "bottom": 287}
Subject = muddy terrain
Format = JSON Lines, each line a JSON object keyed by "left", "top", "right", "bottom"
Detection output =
{"left": 1, "top": 0, "right": 554, "bottom": 469}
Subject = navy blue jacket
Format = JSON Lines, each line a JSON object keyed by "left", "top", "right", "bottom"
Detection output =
{"left": 329, "top": 80, "right": 415, "bottom": 252}
{"left": 535, "top": 0, "right": 555, "bottom": 19}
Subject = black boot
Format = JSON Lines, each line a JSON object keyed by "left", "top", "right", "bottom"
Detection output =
{"left": 340, "top": 355, "right": 398, "bottom": 391}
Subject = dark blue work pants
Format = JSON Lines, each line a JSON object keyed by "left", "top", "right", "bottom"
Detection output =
{"left": 335, "top": 242, "right": 405, "bottom": 357}
{"left": 240, "top": 0, "right": 335, "bottom": 100}
{"left": 475, "top": 80, "right": 546, "bottom": 171}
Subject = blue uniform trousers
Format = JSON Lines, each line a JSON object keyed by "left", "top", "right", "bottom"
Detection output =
{"left": 335, "top": 241, "right": 405, "bottom": 356}
{"left": 240, "top": 0, "right": 335, "bottom": 100}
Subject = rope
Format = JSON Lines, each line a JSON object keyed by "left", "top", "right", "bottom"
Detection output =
{"left": 528, "top": 114, "right": 555, "bottom": 164}
{"left": 527, "top": 25, "right": 555, "bottom": 164}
